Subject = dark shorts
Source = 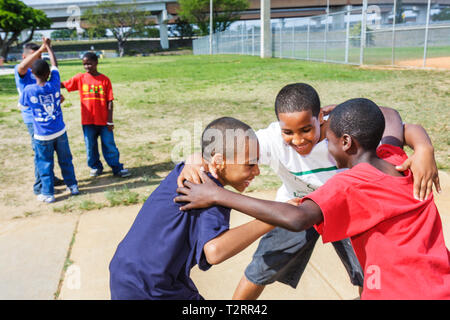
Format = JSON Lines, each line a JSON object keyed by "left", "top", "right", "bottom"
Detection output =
{"left": 244, "top": 226, "right": 364, "bottom": 288}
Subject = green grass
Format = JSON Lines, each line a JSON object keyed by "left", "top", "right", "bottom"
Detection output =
{"left": 0, "top": 54, "right": 449, "bottom": 219}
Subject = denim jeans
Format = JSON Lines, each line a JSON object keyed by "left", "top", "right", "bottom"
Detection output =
{"left": 34, "top": 132, "right": 77, "bottom": 196}
{"left": 26, "top": 123, "right": 42, "bottom": 195}
{"left": 82, "top": 125, "right": 123, "bottom": 174}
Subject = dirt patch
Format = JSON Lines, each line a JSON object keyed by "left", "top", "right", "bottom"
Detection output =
{"left": 396, "top": 56, "right": 450, "bottom": 69}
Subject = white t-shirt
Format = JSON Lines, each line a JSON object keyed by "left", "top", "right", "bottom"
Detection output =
{"left": 256, "top": 122, "right": 344, "bottom": 202}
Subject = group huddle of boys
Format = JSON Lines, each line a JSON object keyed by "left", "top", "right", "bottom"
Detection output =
{"left": 13, "top": 38, "right": 449, "bottom": 300}
{"left": 109, "top": 83, "right": 450, "bottom": 299}
{"left": 15, "top": 38, "right": 130, "bottom": 204}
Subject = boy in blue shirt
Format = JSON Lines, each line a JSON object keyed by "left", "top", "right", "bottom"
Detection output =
{"left": 109, "top": 117, "right": 273, "bottom": 299}
{"left": 14, "top": 41, "right": 63, "bottom": 195}
{"left": 19, "top": 39, "right": 79, "bottom": 203}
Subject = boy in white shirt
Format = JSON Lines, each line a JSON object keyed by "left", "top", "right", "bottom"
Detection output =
{"left": 178, "top": 83, "right": 440, "bottom": 299}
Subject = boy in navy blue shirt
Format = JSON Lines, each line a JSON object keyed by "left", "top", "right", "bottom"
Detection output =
{"left": 19, "top": 39, "right": 79, "bottom": 203}
{"left": 109, "top": 117, "right": 273, "bottom": 299}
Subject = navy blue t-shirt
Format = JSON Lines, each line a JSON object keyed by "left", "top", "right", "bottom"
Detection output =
{"left": 109, "top": 163, "right": 231, "bottom": 300}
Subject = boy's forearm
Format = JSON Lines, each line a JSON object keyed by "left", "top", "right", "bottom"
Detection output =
{"left": 204, "top": 219, "right": 274, "bottom": 265}
{"left": 17, "top": 47, "right": 44, "bottom": 75}
{"left": 107, "top": 101, "right": 113, "bottom": 122}
{"left": 47, "top": 45, "right": 57, "bottom": 67}
{"left": 404, "top": 123, "right": 434, "bottom": 152}
{"left": 210, "top": 188, "right": 316, "bottom": 232}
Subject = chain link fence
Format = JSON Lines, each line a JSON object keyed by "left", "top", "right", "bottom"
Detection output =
{"left": 193, "top": 1, "right": 450, "bottom": 69}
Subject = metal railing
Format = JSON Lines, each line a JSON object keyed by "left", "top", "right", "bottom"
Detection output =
{"left": 193, "top": 3, "right": 450, "bottom": 69}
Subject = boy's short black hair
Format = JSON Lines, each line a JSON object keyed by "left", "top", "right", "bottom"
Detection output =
{"left": 23, "top": 42, "right": 40, "bottom": 52}
{"left": 83, "top": 52, "right": 98, "bottom": 62}
{"left": 31, "top": 59, "right": 50, "bottom": 79}
{"left": 201, "top": 117, "right": 257, "bottom": 162}
{"left": 275, "top": 83, "right": 321, "bottom": 119}
{"left": 329, "top": 98, "right": 385, "bottom": 151}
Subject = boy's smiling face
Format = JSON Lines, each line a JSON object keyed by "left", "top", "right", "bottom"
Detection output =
{"left": 278, "top": 110, "right": 323, "bottom": 156}
{"left": 82, "top": 57, "right": 98, "bottom": 74}
{"left": 211, "top": 138, "right": 260, "bottom": 193}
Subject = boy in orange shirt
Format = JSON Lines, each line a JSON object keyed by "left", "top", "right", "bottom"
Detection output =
{"left": 61, "top": 52, "right": 130, "bottom": 178}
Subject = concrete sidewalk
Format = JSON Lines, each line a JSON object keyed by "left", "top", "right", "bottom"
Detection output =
{"left": 0, "top": 172, "right": 449, "bottom": 300}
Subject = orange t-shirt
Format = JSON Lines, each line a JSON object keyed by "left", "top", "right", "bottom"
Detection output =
{"left": 63, "top": 73, "right": 114, "bottom": 125}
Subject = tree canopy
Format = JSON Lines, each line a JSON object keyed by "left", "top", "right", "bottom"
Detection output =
{"left": 82, "top": 0, "right": 150, "bottom": 57}
{"left": 0, "top": 0, "right": 51, "bottom": 60}
{"left": 178, "top": 0, "right": 249, "bottom": 36}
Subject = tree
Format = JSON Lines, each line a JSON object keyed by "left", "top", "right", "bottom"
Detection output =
{"left": 50, "top": 29, "right": 78, "bottom": 40}
{"left": 170, "top": 17, "right": 195, "bottom": 39}
{"left": 178, "top": 0, "right": 249, "bottom": 36}
{"left": 82, "top": 0, "right": 149, "bottom": 57}
{"left": 432, "top": 8, "right": 450, "bottom": 22}
{"left": 0, "top": 0, "right": 51, "bottom": 61}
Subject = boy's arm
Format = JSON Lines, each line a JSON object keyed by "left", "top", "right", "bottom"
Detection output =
{"left": 379, "top": 106, "right": 440, "bottom": 200}
{"left": 203, "top": 219, "right": 274, "bottom": 265}
{"left": 396, "top": 123, "right": 440, "bottom": 200}
{"left": 16, "top": 43, "right": 46, "bottom": 76}
{"left": 176, "top": 152, "right": 207, "bottom": 187}
{"left": 107, "top": 100, "right": 114, "bottom": 131}
{"left": 175, "top": 170, "right": 323, "bottom": 232}
{"left": 43, "top": 38, "right": 57, "bottom": 68}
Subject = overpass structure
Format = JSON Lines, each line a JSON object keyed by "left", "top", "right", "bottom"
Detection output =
{"left": 24, "top": 0, "right": 450, "bottom": 52}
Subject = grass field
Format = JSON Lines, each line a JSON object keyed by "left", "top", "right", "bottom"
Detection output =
{"left": 0, "top": 54, "right": 448, "bottom": 219}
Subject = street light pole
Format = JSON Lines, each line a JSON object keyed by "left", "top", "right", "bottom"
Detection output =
{"left": 210, "top": 0, "right": 213, "bottom": 54}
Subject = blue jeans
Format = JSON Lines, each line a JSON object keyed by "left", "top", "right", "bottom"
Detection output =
{"left": 26, "top": 123, "right": 42, "bottom": 195}
{"left": 34, "top": 132, "right": 77, "bottom": 196}
{"left": 82, "top": 125, "right": 123, "bottom": 174}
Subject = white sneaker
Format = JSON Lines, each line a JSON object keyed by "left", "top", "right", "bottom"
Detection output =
{"left": 37, "top": 194, "right": 55, "bottom": 203}
{"left": 90, "top": 168, "right": 103, "bottom": 177}
{"left": 67, "top": 185, "right": 80, "bottom": 195}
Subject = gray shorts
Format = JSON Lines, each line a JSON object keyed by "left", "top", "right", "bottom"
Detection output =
{"left": 244, "top": 226, "right": 364, "bottom": 288}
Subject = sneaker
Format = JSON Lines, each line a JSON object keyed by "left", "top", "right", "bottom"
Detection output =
{"left": 37, "top": 194, "right": 55, "bottom": 203}
{"left": 90, "top": 168, "right": 103, "bottom": 177}
{"left": 114, "top": 169, "right": 131, "bottom": 178}
{"left": 67, "top": 185, "right": 80, "bottom": 196}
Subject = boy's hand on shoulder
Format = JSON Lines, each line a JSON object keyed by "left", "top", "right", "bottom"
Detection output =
{"left": 395, "top": 146, "right": 441, "bottom": 201}
{"left": 177, "top": 153, "right": 211, "bottom": 188}
{"left": 286, "top": 198, "right": 302, "bottom": 206}
{"left": 174, "top": 170, "right": 220, "bottom": 211}
{"left": 322, "top": 104, "right": 337, "bottom": 116}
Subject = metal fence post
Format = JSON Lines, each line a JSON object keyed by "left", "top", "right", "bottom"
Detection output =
{"left": 279, "top": 23, "right": 283, "bottom": 58}
{"left": 391, "top": 0, "right": 397, "bottom": 65}
{"left": 241, "top": 22, "right": 244, "bottom": 55}
{"left": 345, "top": 7, "right": 350, "bottom": 63}
{"left": 307, "top": 19, "right": 310, "bottom": 60}
{"left": 292, "top": 25, "right": 295, "bottom": 58}
{"left": 324, "top": 0, "right": 329, "bottom": 62}
{"left": 423, "top": 0, "right": 431, "bottom": 67}
{"left": 360, "top": 0, "right": 368, "bottom": 65}
{"left": 252, "top": 26, "right": 255, "bottom": 56}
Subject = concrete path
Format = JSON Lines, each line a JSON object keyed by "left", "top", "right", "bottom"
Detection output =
{"left": 0, "top": 172, "right": 449, "bottom": 300}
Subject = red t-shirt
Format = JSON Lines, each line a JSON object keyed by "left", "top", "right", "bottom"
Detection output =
{"left": 303, "top": 144, "right": 450, "bottom": 300}
{"left": 63, "top": 73, "right": 114, "bottom": 125}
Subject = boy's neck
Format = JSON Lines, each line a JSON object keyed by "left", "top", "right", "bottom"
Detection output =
{"left": 88, "top": 70, "right": 100, "bottom": 76}
{"left": 35, "top": 78, "right": 47, "bottom": 86}
{"left": 347, "top": 149, "right": 404, "bottom": 177}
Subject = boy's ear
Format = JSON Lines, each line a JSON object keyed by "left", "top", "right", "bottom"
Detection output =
{"left": 209, "top": 153, "right": 224, "bottom": 177}
{"left": 318, "top": 110, "right": 325, "bottom": 125}
{"left": 342, "top": 134, "right": 353, "bottom": 152}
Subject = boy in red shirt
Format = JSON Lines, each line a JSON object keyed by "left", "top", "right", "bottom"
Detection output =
{"left": 61, "top": 52, "right": 130, "bottom": 178}
{"left": 175, "top": 98, "right": 450, "bottom": 299}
